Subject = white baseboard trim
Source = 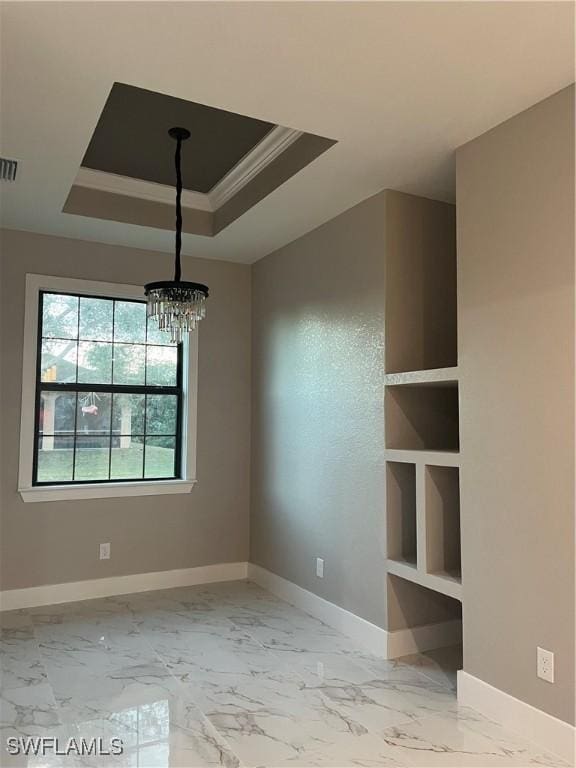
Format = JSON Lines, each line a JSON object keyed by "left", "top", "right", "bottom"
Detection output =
{"left": 248, "top": 563, "right": 460, "bottom": 659}
{"left": 1, "top": 560, "right": 460, "bottom": 659}
{"left": 0, "top": 562, "right": 249, "bottom": 611}
{"left": 458, "top": 670, "right": 575, "bottom": 765}
{"left": 248, "top": 563, "right": 388, "bottom": 655}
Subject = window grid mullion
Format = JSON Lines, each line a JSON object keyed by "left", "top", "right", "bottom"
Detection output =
{"left": 143, "top": 326, "right": 148, "bottom": 480}
{"left": 142, "top": 394, "right": 148, "bottom": 479}
{"left": 72, "top": 296, "right": 81, "bottom": 480}
{"left": 144, "top": 330, "right": 148, "bottom": 388}
{"left": 39, "top": 337, "right": 170, "bottom": 351}
{"left": 39, "top": 383, "right": 179, "bottom": 396}
{"left": 71, "top": 392, "right": 79, "bottom": 481}
{"left": 108, "top": 301, "right": 116, "bottom": 480}
{"left": 75, "top": 295, "right": 80, "bottom": 385}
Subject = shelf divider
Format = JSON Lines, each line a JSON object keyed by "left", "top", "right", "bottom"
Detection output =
{"left": 416, "top": 462, "right": 427, "bottom": 574}
{"left": 385, "top": 448, "right": 460, "bottom": 467}
{"left": 385, "top": 367, "right": 459, "bottom": 387}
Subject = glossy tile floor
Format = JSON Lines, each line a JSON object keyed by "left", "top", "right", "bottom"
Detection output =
{"left": 0, "top": 581, "right": 568, "bottom": 767}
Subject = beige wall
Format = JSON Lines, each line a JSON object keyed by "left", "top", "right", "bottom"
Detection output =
{"left": 457, "top": 86, "right": 575, "bottom": 724}
{"left": 0, "top": 229, "right": 251, "bottom": 590}
{"left": 250, "top": 192, "right": 388, "bottom": 627}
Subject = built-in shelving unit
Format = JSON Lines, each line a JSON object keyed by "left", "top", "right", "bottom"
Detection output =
{"left": 385, "top": 452, "right": 462, "bottom": 602}
{"left": 384, "top": 191, "right": 462, "bottom": 616}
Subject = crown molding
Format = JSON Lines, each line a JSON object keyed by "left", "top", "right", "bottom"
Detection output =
{"left": 72, "top": 125, "right": 302, "bottom": 214}
{"left": 73, "top": 167, "right": 213, "bottom": 211}
{"left": 209, "top": 125, "right": 302, "bottom": 208}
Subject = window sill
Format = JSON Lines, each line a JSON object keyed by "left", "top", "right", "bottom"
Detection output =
{"left": 19, "top": 479, "right": 196, "bottom": 503}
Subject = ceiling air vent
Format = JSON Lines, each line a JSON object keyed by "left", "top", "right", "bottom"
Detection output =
{"left": 0, "top": 157, "right": 18, "bottom": 182}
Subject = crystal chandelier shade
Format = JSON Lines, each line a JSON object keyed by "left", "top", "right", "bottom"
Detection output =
{"left": 144, "top": 127, "right": 209, "bottom": 343}
{"left": 145, "top": 282, "right": 207, "bottom": 344}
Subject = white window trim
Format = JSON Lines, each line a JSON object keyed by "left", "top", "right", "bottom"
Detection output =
{"left": 18, "top": 274, "right": 198, "bottom": 503}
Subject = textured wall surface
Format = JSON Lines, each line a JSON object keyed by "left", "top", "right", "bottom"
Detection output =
{"left": 457, "top": 86, "right": 575, "bottom": 724}
{"left": 0, "top": 229, "right": 251, "bottom": 590}
{"left": 250, "top": 192, "right": 387, "bottom": 627}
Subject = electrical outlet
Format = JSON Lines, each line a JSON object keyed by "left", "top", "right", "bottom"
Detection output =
{"left": 99, "top": 542, "right": 111, "bottom": 560}
{"left": 316, "top": 557, "right": 324, "bottom": 578}
{"left": 537, "top": 647, "right": 554, "bottom": 683}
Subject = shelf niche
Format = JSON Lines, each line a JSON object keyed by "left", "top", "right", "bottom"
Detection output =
{"left": 387, "top": 573, "right": 462, "bottom": 643}
{"left": 384, "top": 191, "right": 457, "bottom": 374}
{"left": 425, "top": 465, "right": 461, "bottom": 582}
{"left": 386, "top": 461, "right": 417, "bottom": 566}
{"left": 385, "top": 383, "right": 459, "bottom": 451}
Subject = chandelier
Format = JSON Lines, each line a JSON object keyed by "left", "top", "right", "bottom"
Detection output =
{"left": 144, "top": 127, "right": 209, "bottom": 343}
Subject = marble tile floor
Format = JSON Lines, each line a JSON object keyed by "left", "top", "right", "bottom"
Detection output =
{"left": 0, "top": 581, "right": 569, "bottom": 768}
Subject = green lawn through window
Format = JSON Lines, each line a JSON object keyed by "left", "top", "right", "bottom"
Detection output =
{"left": 37, "top": 445, "right": 175, "bottom": 482}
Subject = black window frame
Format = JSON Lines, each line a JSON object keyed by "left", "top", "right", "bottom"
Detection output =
{"left": 32, "top": 290, "right": 184, "bottom": 486}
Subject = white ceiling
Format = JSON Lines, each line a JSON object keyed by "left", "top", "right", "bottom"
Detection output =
{"left": 1, "top": 1, "right": 573, "bottom": 264}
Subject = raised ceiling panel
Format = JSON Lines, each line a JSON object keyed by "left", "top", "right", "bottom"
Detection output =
{"left": 65, "top": 83, "right": 336, "bottom": 237}
{"left": 82, "top": 83, "right": 275, "bottom": 193}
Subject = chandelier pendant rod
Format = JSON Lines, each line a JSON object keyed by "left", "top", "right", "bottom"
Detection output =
{"left": 173, "top": 133, "right": 183, "bottom": 282}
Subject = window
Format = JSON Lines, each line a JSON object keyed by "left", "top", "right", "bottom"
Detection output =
{"left": 19, "top": 276, "right": 197, "bottom": 502}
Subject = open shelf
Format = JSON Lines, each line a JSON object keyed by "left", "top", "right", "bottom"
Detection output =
{"left": 387, "top": 558, "right": 462, "bottom": 601}
{"left": 385, "top": 383, "right": 459, "bottom": 451}
{"left": 386, "top": 462, "right": 417, "bottom": 567}
{"left": 425, "top": 465, "right": 461, "bottom": 583}
{"left": 385, "top": 449, "right": 459, "bottom": 466}
{"left": 387, "top": 573, "right": 462, "bottom": 651}
{"left": 385, "top": 192, "right": 457, "bottom": 374}
{"left": 385, "top": 367, "right": 458, "bottom": 387}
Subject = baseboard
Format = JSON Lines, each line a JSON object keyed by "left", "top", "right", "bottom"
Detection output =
{"left": 248, "top": 562, "right": 389, "bottom": 655}
{"left": 248, "top": 563, "right": 460, "bottom": 659}
{"left": 0, "top": 561, "right": 249, "bottom": 611}
{"left": 1, "top": 561, "right": 460, "bottom": 659}
{"left": 458, "top": 671, "right": 575, "bottom": 765}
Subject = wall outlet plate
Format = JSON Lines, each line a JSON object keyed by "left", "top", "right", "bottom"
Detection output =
{"left": 316, "top": 557, "right": 324, "bottom": 578}
{"left": 99, "top": 542, "right": 111, "bottom": 560}
{"left": 537, "top": 646, "right": 554, "bottom": 683}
